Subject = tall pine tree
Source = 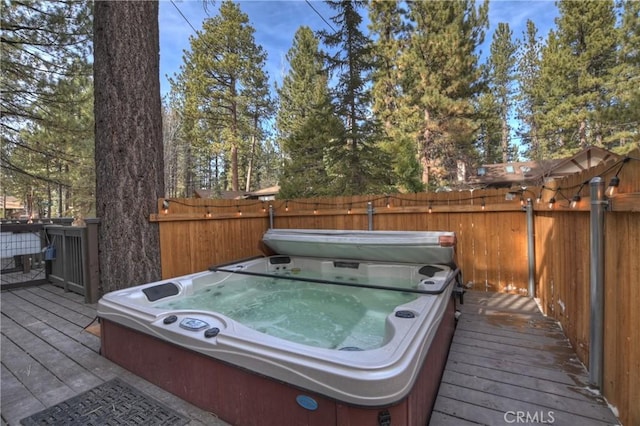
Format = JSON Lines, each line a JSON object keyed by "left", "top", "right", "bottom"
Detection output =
{"left": 94, "top": 0, "right": 163, "bottom": 292}
{"left": 487, "top": 22, "right": 517, "bottom": 163}
{"left": 603, "top": 0, "right": 640, "bottom": 152}
{"left": 319, "top": 0, "right": 390, "bottom": 195}
{"left": 1, "top": 0, "right": 93, "bottom": 217}
{"left": 276, "top": 26, "right": 340, "bottom": 199}
{"left": 171, "top": 0, "right": 269, "bottom": 193}
{"left": 401, "top": 0, "right": 488, "bottom": 188}
{"left": 537, "top": 0, "right": 618, "bottom": 156}
{"left": 369, "top": 0, "right": 423, "bottom": 192}
{"left": 516, "top": 20, "right": 544, "bottom": 159}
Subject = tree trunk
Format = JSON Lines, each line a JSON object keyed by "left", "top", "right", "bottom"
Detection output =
{"left": 94, "top": 0, "right": 163, "bottom": 293}
{"left": 502, "top": 118, "right": 509, "bottom": 163}
{"left": 579, "top": 120, "right": 587, "bottom": 148}
{"left": 420, "top": 109, "right": 431, "bottom": 187}
{"left": 230, "top": 78, "right": 239, "bottom": 192}
{"left": 245, "top": 113, "right": 258, "bottom": 193}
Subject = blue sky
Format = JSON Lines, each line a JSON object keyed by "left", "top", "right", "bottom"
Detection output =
{"left": 158, "top": 0, "right": 560, "bottom": 97}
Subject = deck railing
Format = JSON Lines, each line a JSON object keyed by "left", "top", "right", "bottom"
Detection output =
{"left": 0, "top": 219, "right": 100, "bottom": 303}
{"left": 45, "top": 219, "right": 100, "bottom": 303}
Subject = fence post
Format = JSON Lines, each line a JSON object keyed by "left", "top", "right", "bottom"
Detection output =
{"left": 525, "top": 198, "right": 536, "bottom": 298}
{"left": 61, "top": 227, "right": 69, "bottom": 292}
{"left": 269, "top": 204, "right": 274, "bottom": 229}
{"left": 589, "top": 177, "right": 606, "bottom": 388}
{"left": 84, "top": 219, "right": 101, "bottom": 303}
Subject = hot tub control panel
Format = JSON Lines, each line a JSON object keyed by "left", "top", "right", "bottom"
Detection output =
{"left": 157, "top": 314, "right": 225, "bottom": 340}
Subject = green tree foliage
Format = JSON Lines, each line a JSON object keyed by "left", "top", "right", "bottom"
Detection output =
{"left": 487, "top": 22, "right": 517, "bottom": 162}
{"left": 276, "top": 26, "right": 340, "bottom": 199}
{"left": 21, "top": 76, "right": 94, "bottom": 217}
{"left": 516, "top": 20, "right": 544, "bottom": 159}
{"left": 475, "top": 91, "right": 503, "bottom": 164}
{"left": 401, "top": 0, "right": 489, "bottom": 188}
{"left": 241, "top": 61, "right": 277, "bottom": 192}
{"left": 1, "top": 0, "right": 93, "bottom": 217}
{"left": 369, "top": 0, "right": 423, "bottom": 192}
{"left": 537, "top": 0, "right": 618, "bottom": 157}
{"left": 170, "top": 0, "right": 271, "bottom": 194}
{"left": 603, "top": 0, "right": 640, "bottom": 152}
{"left": 163, "top": 95, "right": 190, "bottom": 198}
{"left": 319, "top": 0, "right": 391, "bottom": 195}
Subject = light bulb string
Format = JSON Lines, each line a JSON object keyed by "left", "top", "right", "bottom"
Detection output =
{"left": 158, "top": 156, "right": 638, "bottom": 215}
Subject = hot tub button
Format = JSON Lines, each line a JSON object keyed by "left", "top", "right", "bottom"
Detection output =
{"left": 163, "top": 315, "right": 178, "bottom": 325}
{"left": 180, "top": 318, "right": 209, "bottom": 331}
{"left": 204, "top": 327, "right": 220, "bottom": 338}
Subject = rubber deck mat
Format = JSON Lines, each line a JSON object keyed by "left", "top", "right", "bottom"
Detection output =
{"left": 20, "top": 378, "right": 189, "bottom": 425}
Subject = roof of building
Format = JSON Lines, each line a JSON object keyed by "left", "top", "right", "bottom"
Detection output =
{"left": 465, "top": 147, "right": 621, "bottom": 188}
{"left": 2, "top": 196, "right": 24, "bottom": 210}
{"left": 193, "top": 189, "right": 245, "bottom": 200}
{"left": 194, "top": 185, "right": 280, "bottom": 200}
{"left": 244, "top": 185, "right": 280, "bottom": 199}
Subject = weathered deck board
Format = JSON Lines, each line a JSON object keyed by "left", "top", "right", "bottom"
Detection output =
{"left": 0, "top": 284, "right": 229, "bottom": 426}
{"left": 430, "top": 290, "right": 619, "bottom": 426}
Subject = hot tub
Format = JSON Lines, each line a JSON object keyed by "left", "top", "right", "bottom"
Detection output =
{"left": 98, "top": 230, "right": 461, "bottom": 426}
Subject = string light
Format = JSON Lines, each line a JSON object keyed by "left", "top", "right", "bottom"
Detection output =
{"left": 570, "top": 180, "right": 588, "bottom": 209}
{"left": 570, "top": 195, "right": 581, "bottom": 209}
{"left": 535, "top": 186, "right": 544, "bottom": 204}
{"left": 606, "top": 157, "right": 631, "bottom": 197}
{"left": 155, "top": 170, "right": 640, "bottom": 219}
{"left": 606, "top": 176, "right": 620, "bottom": 197}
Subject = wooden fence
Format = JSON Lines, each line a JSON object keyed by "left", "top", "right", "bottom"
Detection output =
{"left": 151, "top": 150, "right": 639, "bottom": 426}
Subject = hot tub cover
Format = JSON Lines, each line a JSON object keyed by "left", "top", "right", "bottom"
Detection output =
{"left": 262, "top": 229, "right": 456, "bottom": 265}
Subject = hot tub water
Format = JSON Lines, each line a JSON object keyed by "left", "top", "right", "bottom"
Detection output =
{"left": 155, "top": 273, "right": 417, "bottom": 350}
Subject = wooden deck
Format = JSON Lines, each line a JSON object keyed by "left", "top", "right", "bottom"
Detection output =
{"left": 430, "top": 291, "right": 619, "bottom": 425}
{"left": 1, "top": 285, "right": 619, "bottom": 426}
{"left": 0, "top": 284, "right": 230, "bottom": 426}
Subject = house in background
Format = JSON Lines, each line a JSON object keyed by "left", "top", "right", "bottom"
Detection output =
{"left": 194, "top": 189, "right": 245, "bottom": 200}
{"left": 1, "top": 195, "right": 26, "bottom": 219}
{"left": 464, "top": 147, "right": 621, "bottom": 189}
{"left": 243, "top": 185, "right": 279, "bottom": 201}
{"left": 194, "top": 185, "right": 279, "bottom": 201}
